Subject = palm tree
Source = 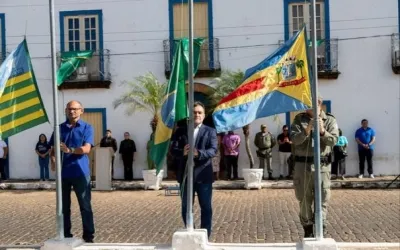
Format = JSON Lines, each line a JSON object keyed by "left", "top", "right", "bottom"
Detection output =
{"left": 276, "top": 65, "right": 283, "bottom": 82}
{"left": 113, "top": 72, "right": 167, "bottom": 169}
{"left": 210, "top": 69, "right": 255, "bottom": 169}
{"left": 296, "top": 59, "right": 305, "bottom": 77}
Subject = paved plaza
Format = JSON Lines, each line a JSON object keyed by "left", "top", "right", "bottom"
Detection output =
{"left": 0, "top": 189, "right": 399, "bottom": 246}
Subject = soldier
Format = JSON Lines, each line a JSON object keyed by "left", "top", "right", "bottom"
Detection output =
{"left": 290, "top": 95, "right": 339, "bottom": 238}
{"left": 254, "top": 124, "right": 276, "bottom": 180}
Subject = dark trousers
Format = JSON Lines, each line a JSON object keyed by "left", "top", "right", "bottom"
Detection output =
{"left": 62, "top": 176, "right": 95, "bottom": 241}
{"left": 39, "top": 156, "right": 50, "bottom": 180}
{"left": 332, "top": 148, "right": 346, "bottom": 176}
{"left": 332, "top": 159, "right": 346, "bottom": 176}
{"left": 111, "top": 156, "right": 115, "bottom": 179}
{"left": 225, "top": 155, "right": 239, "bottom": 179}
{"left": 122, "top": 155, "right": 133, "bottom": 180}
{"left": 0, "top": 158, "right": 6, "bottom": 180}
{"left": 180, "top": 181, "right": 213, "bottom": 238}
{"left": 358, "top": 149, "right": 373, "bottom": 175}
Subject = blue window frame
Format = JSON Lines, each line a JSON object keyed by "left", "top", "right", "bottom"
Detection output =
{"left": 0, "top": 13, "right": 6, "bottom": 62}
{"left": 59, "top": 10, "right": 104, "bottom": 78}
{"left": 284, "top": 0, "right": 331, "bottom": 71}
{"left": 283, "top": 0, "right": 330, "bottom": 42}
{"left": 286, "top": 100, "right": 331, "bottom": 126}
{"left": 168, "top": 0, "right": 214, "bottom": 68}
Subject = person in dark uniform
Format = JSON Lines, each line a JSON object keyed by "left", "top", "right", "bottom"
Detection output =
{"left": 119, "top": 132, "right": 136, "bottom": 180}
{"left": 100, "top": 129, "right": 118, "bottom": 179}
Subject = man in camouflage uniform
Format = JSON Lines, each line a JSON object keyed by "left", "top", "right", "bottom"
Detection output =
{"left": 290, "top": 96, "right": 339, "bottom": 238}
{"left": 254, "top": 124, "right": 276, "bottom": 180}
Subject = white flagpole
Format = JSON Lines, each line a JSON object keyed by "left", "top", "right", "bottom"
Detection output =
{"left": 48, "top": 0, "right": 64, "bottom": 239}
{"left": 310, "top": 0, "right": 323, "bottom": 240}
{"left": 186, "top": 0, "right": 195, "bottom": 231}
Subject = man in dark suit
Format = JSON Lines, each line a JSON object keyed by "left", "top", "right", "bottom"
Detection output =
{"left": 171, "top": 102, "right": 218, "bottom": 238}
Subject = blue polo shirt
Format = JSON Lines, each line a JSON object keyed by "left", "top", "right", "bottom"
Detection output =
{"left": 355, "top": 127, "right": 375, "bottom": 150}
{"left": 49, "top": 119, "right": 94, "bottom": 178}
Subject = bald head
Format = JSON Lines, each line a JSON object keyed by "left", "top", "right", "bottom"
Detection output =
{"left": 66, "top": 100, "right": 83, "bottom": 109}
{"left": 65, "top": 100, "right": 84, "bottom": 124}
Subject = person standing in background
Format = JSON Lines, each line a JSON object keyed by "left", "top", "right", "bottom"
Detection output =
{"left": 0, "top": 139, "right": 8, "bottom": 181}
{"left": 277, "top": 125, "right": 292, "bottom": 179}
{"left": 119, "top": 132, "right": 136, "bottom": 180}
{"left": 355, "top": 119, "right": 376, "bottom": 179}
{"left": 222, "top": 131, "right": 241, "bottom": 180}
{"left": 35, "top": 134, "right": 51, "bottom": 181}
{"left": 100, "top": 129, "right": 118, "bottom": 179}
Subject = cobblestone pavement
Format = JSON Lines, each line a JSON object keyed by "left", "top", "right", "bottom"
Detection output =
{"left": 0, "top": 189, "right": 399, "bottom": 246}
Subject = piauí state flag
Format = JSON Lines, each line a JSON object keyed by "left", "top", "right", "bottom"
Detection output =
{"left": 150, "top": 38, "right": 204, "bottom": 173}
{"left": 0, "top": 39, "right": 49, "bottom": 139}
{"left": 212, "top": 27, "right": 312, "bottom": 133}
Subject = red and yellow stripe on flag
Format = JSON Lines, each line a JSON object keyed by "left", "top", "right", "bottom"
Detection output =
{"left": 212, "top": 27, "right": 312, "bottom": 133}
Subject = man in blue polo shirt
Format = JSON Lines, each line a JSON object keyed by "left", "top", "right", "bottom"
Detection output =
{"left": 50, "top": 100, "right": 95, "bottom": 243}
{"left": 355, "top": 119, "right": 376, "bottom": 179}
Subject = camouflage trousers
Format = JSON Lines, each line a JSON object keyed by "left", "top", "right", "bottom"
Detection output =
{"left": 293, "top": 162, "right": 331, "bottom": 226}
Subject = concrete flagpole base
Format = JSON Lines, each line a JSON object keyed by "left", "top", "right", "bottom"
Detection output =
{"left": 41, "top": 237, "right": 83, "bottom": 250}
{"left": 172, "top": 229, "right": 208, "bottom": 250}
{"left": 303, "top": 238, "right": 337, "bottom": 250}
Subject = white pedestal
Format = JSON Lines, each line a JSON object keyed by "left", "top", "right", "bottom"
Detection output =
{"left": 242, "top": 168, "right": 263, "bottom": 190}
{"left": 303, "top": 238, "right": 337, "bottom": 250}
{"left": 94, "top": 147, "right": 114, "bottom": 191}
{"left": 41, "top": 238, "right": 83, "bottom": 250}
{"left": 142, "top": 170, "right": 164, "bottom": 190}
{"left": 172, "top": 229, "right": 208, "bottom": 250}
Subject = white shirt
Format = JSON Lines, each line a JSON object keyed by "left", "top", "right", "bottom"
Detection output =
{"left": 0, "top": 140, "right": 7, "bottom": 158}
{"left": 194, "top": 123, "right": 202, "bottom": 143}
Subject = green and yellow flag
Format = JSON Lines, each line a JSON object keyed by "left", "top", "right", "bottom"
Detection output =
{"left": 150, "top": 38, "right": 204, "bottom": 173}
{"left": 0, "top": 39, "right": 48, "bottom": 139}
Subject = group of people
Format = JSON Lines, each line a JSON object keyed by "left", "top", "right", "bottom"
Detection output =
{"left": 31, "top": 128, "right": 137, "bottom": 182}
{"left": 0, "top": 96, "right": 376, "bottom": 243}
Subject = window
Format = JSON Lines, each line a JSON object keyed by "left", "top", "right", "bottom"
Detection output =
{"left": 168, "top": 0, "right": 217, "bottom": 70}
{"left": 58, "top": 10, "right": 110, "bottom": 85}
{"left": 0, "top": 13, "right": 5, "bottom": 63}
{"left": 64, "top": 15, "right": 98, "bottom": 51}
{"left": 289, "top": 2, "right": 325, "bottom": 40}
{"left": 173, "top": 2, "right": 209, "bottom": 39}
{"left": 59, "top": 10, "right": 103, "bottom": 52}
{"left": 286, "top": 101, "right": 331, "bottom": 125}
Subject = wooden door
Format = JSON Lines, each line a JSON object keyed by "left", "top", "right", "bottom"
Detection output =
{"left": 80, "top": 111, "right": 104, "bottom": 179}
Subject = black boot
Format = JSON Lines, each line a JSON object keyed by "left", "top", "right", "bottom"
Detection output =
{"left": 268, "top": 172, "right": 274, "bottom": 180}
{"left": 303, "top": 225, "right": 314, "bottom": 238}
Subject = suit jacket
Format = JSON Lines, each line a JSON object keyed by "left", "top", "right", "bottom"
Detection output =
{"left": 171, "top": 124, "right": 218, "bottom": 184}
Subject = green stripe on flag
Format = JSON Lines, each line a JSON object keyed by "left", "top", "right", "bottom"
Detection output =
{"left": 0, "top": 103, "right": 44, "bottom": 125}
{"left": 2, "top": 78, "right": 34, "bottom": 95}
{"left": 0, "top": 91, "right": 39, "bottom": 110}
{"left": 1, "top": 115, "right": 48, "bottom": 139}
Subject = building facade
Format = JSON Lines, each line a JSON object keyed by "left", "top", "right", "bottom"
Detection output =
{"left": 0, "top": 0, "right": 399, "bottom": 179}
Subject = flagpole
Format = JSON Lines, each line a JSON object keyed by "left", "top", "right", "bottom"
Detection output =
{"left": 185, "top": 0, "right": 195, "bottom": 231}
{"left": 310, "top": 0, "right": 323, "bottom": 241}
{"left": 48, "top": 0, "right": 64, "bottom": 239}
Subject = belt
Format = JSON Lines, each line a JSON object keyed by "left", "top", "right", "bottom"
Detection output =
{"left": 294, "top": 156, "right": 330, "bottom": 163}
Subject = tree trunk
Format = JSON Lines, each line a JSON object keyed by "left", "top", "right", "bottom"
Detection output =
{"left": 242, "top": 125, "right": 254, "bottom": 169}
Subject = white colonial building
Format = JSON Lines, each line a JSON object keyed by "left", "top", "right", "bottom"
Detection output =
{"left": 0, "top": 0, "right": 399, "bottom": 179}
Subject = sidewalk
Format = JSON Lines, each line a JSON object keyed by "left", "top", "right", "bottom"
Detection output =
{"left": 0, "top": 175, "right": 398, "bottom": 190}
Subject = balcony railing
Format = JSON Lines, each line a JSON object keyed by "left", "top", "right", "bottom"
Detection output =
{"left": 391, "top": 33, "right": 400, "bottom": 74}
{"left": 279, "top": 38, "right": 339, "bottom": 78}
{"left": 56, "top": 49, "right": 111, "bottom": 84}
{"left": 163, "top": 38, "right": 221, "bottom": 77}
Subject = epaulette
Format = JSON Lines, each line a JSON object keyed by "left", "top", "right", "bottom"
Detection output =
{"left": 326, "top": 112, "right": 335, "bottom": 118}
{"left": 294, "top": 112, "right": 307, "bottom": 119}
